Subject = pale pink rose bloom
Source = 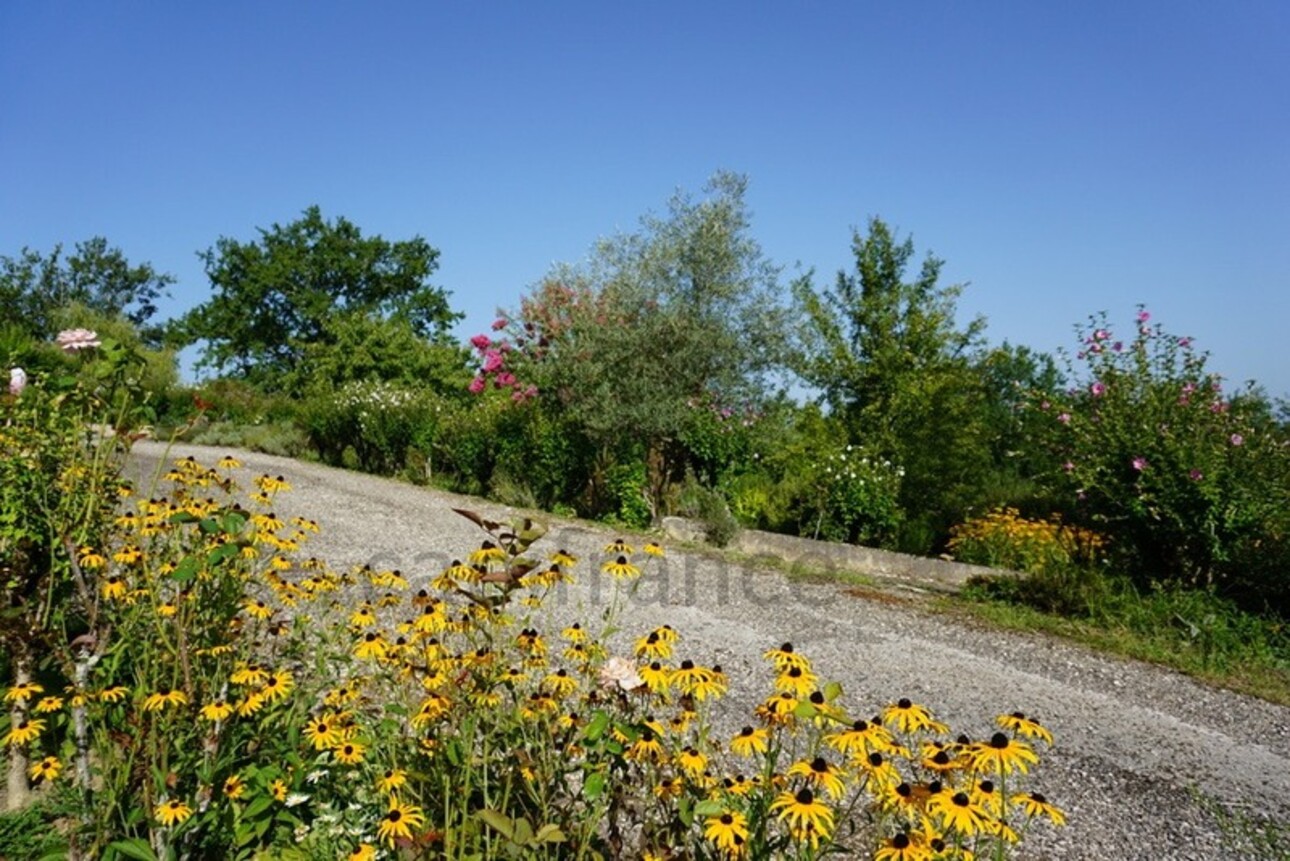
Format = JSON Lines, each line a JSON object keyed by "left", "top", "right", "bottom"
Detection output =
{"left": 1132, "top": 457, "right": 1147, "bottom": 472}
{"left": 1090, "top": 382, "right": 1106, "bottom": 397}
{"left": 9, "top": 367, "right": 26, "bottom": 395}
{"left": 1229, "top": 433, "right": 1244, "bottom": 447}
{"left": 598, "top": 656, "right": 644, "bottom": 693}
{"left": 55, "top": 328, "right": 101, "bottom": 352}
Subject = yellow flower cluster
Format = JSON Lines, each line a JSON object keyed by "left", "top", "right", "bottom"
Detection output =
{"left": 948, "top": 507, "right": 1106, "bottom": 575}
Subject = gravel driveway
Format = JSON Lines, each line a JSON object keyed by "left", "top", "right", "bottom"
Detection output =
{"left": 133, "top": 441, "right": 1290, "bottom": 860}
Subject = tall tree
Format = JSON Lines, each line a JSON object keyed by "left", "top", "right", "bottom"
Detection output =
{"left": 492, "top": 172, "right": 786, "bottom": 513}
{"left": 176, "top": 206, "right": 460, "bottom": 389}
{"left": 0, "top": 238, "right": 173, "bottom": 341}
{"left": 793, "top": 218, "right": 991, "bottom": 547}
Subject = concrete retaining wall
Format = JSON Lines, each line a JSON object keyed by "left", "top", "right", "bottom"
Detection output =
{"left": 661, "top": 517, "right": 1005, "bottom": 593}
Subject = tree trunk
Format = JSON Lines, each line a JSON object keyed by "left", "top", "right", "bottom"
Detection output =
{"left": 5, "top": 641, "right": 32, "bottom": 811}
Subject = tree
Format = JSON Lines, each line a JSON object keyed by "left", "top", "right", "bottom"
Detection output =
{"left": 479, "top": 172, "right": 786, "bottom": 516}
{"left": 0, "top": 238, "right": 173, "bottom": 342}
{"left": 176, "top": 206, "right": 460, "bottom": 390}
{"left": 792, "top": 218, "right": 992, "bottom": 548}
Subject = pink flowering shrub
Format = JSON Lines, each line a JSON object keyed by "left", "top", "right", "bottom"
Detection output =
{"left": 1033, "top": 308, "right": 1290, "bottom": 613}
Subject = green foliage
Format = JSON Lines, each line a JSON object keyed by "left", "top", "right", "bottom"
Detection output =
{"left": 792, "top": 219, "right": 995, "bottom": 539}
{"left": 677, "top": 476, "right": 741, "bottom": 547}
{"left": 0, "top": 237, "right": 173, "bottom": 343}
{"left": 602, "top": 461, "right": 653, "bottom": 529}
{"left": 1033, "top": 309, "right": 1290, "bottom": 615}
{"left": 298, "top": 380, "right": 445, "bottom": 475}
{"left": 490, "top": 172, "right": 786, "bottom": 515}
{"left": 175, "top": 206, "right": 461, "bottom": 391}
{"left": 0, "top": 790, "right": 74, "bottom": 857}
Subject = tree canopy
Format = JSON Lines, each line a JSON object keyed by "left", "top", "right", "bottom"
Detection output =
{"left": 175, "top": 206, "right": 460, "bottom": 390}
{"left": 0, "top": 238, "right": 173, "bottom": 342}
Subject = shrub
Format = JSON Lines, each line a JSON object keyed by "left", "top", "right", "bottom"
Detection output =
{"left": 299, "top": 380, "right": 445, "bottom": 475}
{"left": 1033, "top": 308, "right": 1290, "bottom": 615}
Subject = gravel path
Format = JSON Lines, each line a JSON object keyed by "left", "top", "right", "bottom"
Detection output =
{"left": 133, "top": 442, "right": 1290, "bottom": 860}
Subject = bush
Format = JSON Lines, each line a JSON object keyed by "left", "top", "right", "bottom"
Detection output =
{"left": 1034, "top": 309, "right": 1290, "bottom": 615}
{"left": 299, "top": 380, "right": 445, "bottom": 475}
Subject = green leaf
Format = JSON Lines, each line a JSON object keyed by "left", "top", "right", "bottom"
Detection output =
{"left": 582, "top": 771, "right": 606, "bottom": 801}
{"left": 584, "top": 710, "right": 610, "bottom": 742}
{"left": 534, "top": 823, "right": 566, "bottom": 844}
{"left": 206, "top": 543, "right": 239, "bottom": 565}
{"left": 221, "top": 512, "right": 247, "bottom": 534}
{"left": 170, "top": 555, "right": 200, "bottom": 583}
{"left": 511, "top": 817, "right": 534, "bottom": 846}
{"left": 168, "top": 511, "right": 198, "bottom": 524}
{"left": 793, "top": 700, "right": 818, "bottom": 719}
{"left": 824, "top": 681, "right": 843, "bottom": 702}
{"left": 476, "top": 809, "right": 515, "bottom": 840}
{"left": 693, "top": 799, "right": 724, "bottom": 817}
{"left": 678, "top": 796, "right": 694, "bottom": 827}
{"left": 198, "top": 517, "right": 221, "bottom": 534}
{"left": 105, "top": 839, "right": 158, "bottom": 861}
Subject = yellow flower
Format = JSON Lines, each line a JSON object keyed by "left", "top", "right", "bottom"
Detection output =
{"left": 542, "top": 669, "right": 579, "bottom": 698}
{"left": 270, "top": 778, "right": 288, "bottom": 801}
{"left": 560, "top": 622, "right": 588, "bottom": 643}
{"left": 143, "top": 688, "right": 189, "bottom": 712}
{"left": 763, "top": 642, "right": 811, "bottom": 674}
{"left": 78, "top": 547, "right": 106, "bottom": 569}
{"left": 604, "top": 538, "right": 633, "bottom": 555}
{"left": 996, "top": 711, "right": 1054, "bottom": 745}
{"left": 101, "top": 576, "right": 128, "bottom": 601}
{"left": 259, "top": 670, "right": 294, "bottom": 702}
{"left": 304, "top": 714, "right": 343, "bottom": 750}
{"left": 467, "top": 541, "right": 506, "bottom": 565}
{"left": 354, "top": 631, "right": 389, "bottom": 660}
{"left": 200, "top": 700, "right": 234, "bottom": 721}
{"left": 236, "top": 692, "right": 267, "bottom": 717}
{"left": 28, "top": 755, "right": 62, "bottom": 782}
{"left": 600, "top": 555, "right": 640, "bottom": 579}
{"left": 1011, "top": 791, "right": 1066, "bottom": 826}
{"left": 826, "top": 718, "right": 899, "bottom": 758}
{"left": 874, "top": 832, "right": 933, "bottom": 861}
{"left": 98, "top": 686, "right": 129, "bottom": 703}
{"left": 704, "top": 809, "right": 749, "bottom": 855}
{"left": 4, "top": 722, "right": 46, "bottom": 748}
{"left": 334, "top": 740, "right": 366, "bottom": 765}
{"left": 348, "top": 845, "right": 378, "bottom": 861}
{"left": 254, "top": 473, "right": 292, "bottom": 494}
{"left": 217, "top": 454, "right": 242, "bottom": 469}
{"left": 34, "top": 695, "right": 63, "bottom": 714}
{"left": 730, "top": 725, "right": 769, "bottom": 757}
{"left": 230, "top": 664, "right": 269, "bottom": 686}
{"left": 881, "top": 698, "right": 948, "bottom": 734}
{"left": 376, "top": 768, "right": 408, "bottom": 794}
{"left": 971, "top": 733, "right": 1038, "bottom": 776}
{"left": 634, "top": 629, "right": 674, "bottom": 660}
{"left": 775, "top": 665, "right": 818, "bottom": 698}
{"left": 643, "top": 542, "right": 665, "bottom": 557}
{"left": 928, "top": 790, "right": 989, "bottom": 836}
{"left": 550, "top": 548, "right": 579, "bottom": 567}
{"left": 224, "top": 774, "right": 247, "bottom": 798}
{"left": 154, "top": 798, "right": 193, "bottom": 827}
{"left": 769, "top": 788, "right": 834, "bottom": 848}
{"left": 787, "top": 756, "right": 847, "bottom": 800}
{"left": 676, "top": 746, "right": 708, "bottom": 777}
{"left": 377, "top": 797, "right": 426, "bottom": 846}
{"left": 242, "top": 598, "right": 274, "bottom": 620}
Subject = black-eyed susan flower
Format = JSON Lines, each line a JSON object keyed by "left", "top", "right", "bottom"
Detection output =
{"left": 223, "top": 773, "right": 247, "bottom": 799}
{"left": 600, "top": 555, "right": 640, "bottom": 580}
{"left": 5, "top": 682, "right": 44, "bottom": 703}
{"left": 775, "top": 664, "right": 818, "bottom": 698}
{"left": 671, "top": 660, "right": 712, "bottom": 696}
{"left": 200, "top": 700, "right": 234, "bottom": 721}
{"left": 254, "top": 474, "right": 291, "bottom": 494}
{"left": 376, "top": 768, "right": 408, "bottom": 794}
{"left": 788, "top": 756, "right": 847, "bottom": 800}
{"left": 542, "top": 669, "right": 579, "bottom": 698}
{"left": 33, "top": 695, "right": 63, "bottom": 714}
{"left": 881, "top": 698, "right": 948, "bottom": 734}
{"left": 604, "top": 538, "right": 633, "bottom": 555}
{"left": 560, "top": 622, "right": 587, "bottom": 643}
{"left": 928, "top": 790, "right": 989, "bottom": 837}
{"left": 970, "top": 778, "right": 1003, "bottom": 815}
{"left": 349, "top": 604, "right": 378, "bottom": 628}
{"left": 756, "top": 691, "right": 801, "bottom": 726}
{"left": 677, "top": 746, "right": 708, "bottom": 778}
{"left": 28, "top": 755, "right": 61, "bottom": 782}
{"left": 1011, "top": 791, "right": 1066, "bottom": 826}
{"left": 354, "top": 631, "right": 389, "bottom": 660}
{"left": 625, "top": 729, "right": 665, "bottom": 763}
{"left": 230, "top": 664, "right": 269, "bottom": 686}
{"left": 826, "top": 718, "right": 898, "bottom": 758}
{"left": 643, "top": 541, "right": 665, "bottom": 557}
{"left": 242, "top": 598, "right": 274, "bottom": 620}
{"left": 142, "top": 688, "right": 189, "bottom": 712}
{"left": 333, "top": 740, "right": 366, "bottom": 765}
{"left": 217, "top": 454, "right": 242, "bottom": 469}
{"left": 467, "top": 541, "right": 506, "bottom": 565}
{"left": 874, "top": 831, "right": 932, "bottom": 861}
{"left": 634, "top": 630, "right": 673, "bottom": 660}
{"left": 235, "top": 692, "right": 267, "bottom": 717}
{"left": 259, "top": 669, "right": 294, "bottom": 702}
{"left": 997, "top": 711, "right": 1054, "bottom": 745}
{"left": 154, "top": 798, "right": 193, "bottom": 827}
{"left": 703, "top": 810, "right": 749, "bottom": 855}
{"left": 101, "top": 576, "right": 128, "bottom": 601}
{"left": 550, "top": 548, "right": 579, "bottom": 567}
{"left": 98, "top": 686, "right": 129, "bottom": 703}
{"left": 78, "top": 547, "right": 106, "bottom": 569}
{"left": 971, "top": 732, "right": 1038, "bottom": 776}
{"left": 348, "top": 845, "right": 378, "bottom": 861}
{"left": 731, "top": 725, "right": 769, "bottom": 757}
{"left": 769, "top": 788, "right": 834, "bottom": 848}
{"left": 640, "top": 661, "right": 671, "bottom": 694}
{"left": 270, "top": 779, "right": 289, "bottom": 802}
{"left": 304, "top": 714, "right": 343, "bottom": 750}
{"left": 764, "top": 642, "right": 811, "bottom": 674}
{"left": 654, "top": 777, "right": 683, "bottom": 799}
{"left": 377, "top": 797, "right": 426, "bottom": 846}
{"left": 856, "top": 751, "right": 901, "bottom": 790}
{"left": 919, "top": 742, "right": 962, "bottom": 775}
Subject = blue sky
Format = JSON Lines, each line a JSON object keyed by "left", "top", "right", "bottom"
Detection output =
{"left": 3, "top": 2, "right": 1287, "bottom": 397}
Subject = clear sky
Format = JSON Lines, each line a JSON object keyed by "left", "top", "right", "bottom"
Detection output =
{"left": 3, "top": 2, "right": 1287, "bottom": 397}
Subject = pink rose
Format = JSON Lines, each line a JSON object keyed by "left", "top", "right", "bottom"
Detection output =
{"left": 482, "top": 350, "right": 504, "bottom": 373}
{"left": 9, "top": 367, "right": 26, "bottom": 396}
{"left": 470, "top": 334, "right": 491, "bottom": 351}
{"left": 467, "top": 376, "right": 486, "bottom": 394}
{"left": 1090, "top": 382, "right": 1106, "bottom": 397}
{"left": 491, "top": 317, "right": 508, "bottom": 331}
